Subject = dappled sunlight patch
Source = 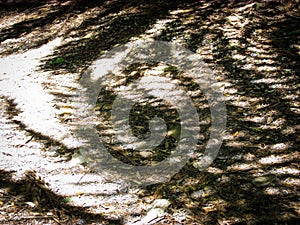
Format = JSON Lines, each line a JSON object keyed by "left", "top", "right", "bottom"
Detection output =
{"left": 135, "top": 19, "right": 175, "bottom": 40}
{"left": 290, "top": 43, "right": 300, "bottom": 54}
{"left": 243, "top": 152, "right": 256, "bottom": 161}
{"left": 258, "top": 152, "right": 299, "bottom": 165}
{"left": 281, "top": 177, "right": 300, "bottom": 187}
{"left": 282, "top": 125, "right": 300, "bottom": 136}
{"left": 282, "top": 93, "right": 299, "bottom": 101}
{"left": 251, "top": 77, "right": 289, "bottom": 84}
{"left": 231, "top": 53, "right": 246, "bottom": 60}
{"left": 256, "top": 65, "right": 279, "bottom": 72}
{"left": 228, "top": 162, "right": 259, "bottom": 171}
{"left": 224, "top": 141, "right": 260, "bottom": 149}
{"left": 290, "top": 107, "right": 300, "bottom": 114}
{"left": 272, "top": 167, "right": 300, "bottom": 176}
{"left": 223, "top": 87, "right": 238, "bottom": 97}
{"left": 270, "top": 83, "right": 295, "bottom": 91}
{"left": 260, "top": 117, "right": 287, "bottom": 130}
{"left": 269, "top": 143, "right": 290, "bottom": 151}
{"left": 264, "top": 186, "right": 295, "bottom": 198}
{"left": 223, "top": 130, "right": 252, "bottom": 142}
{"left": 244, "top": 115, "right": 266, "bottom": 123}
{"left": 230, "top": 99, "right": 251, "bottom": 108}
{"left": 206, "top": 166, "right": 224, "bottom": 174}
{"left": 169, "top": 8, "right": 193, "bottom": 15}
{"left": 217, "top": 217, "right": 243, "bottom": 225}
{"left": 118, "top": 6, "right": 141, "bottom": 15}
{"left": 247, "top": 46, "right": 268, "bottom": 54}
{"left": 231, "top": 96, "right": 265, "bottom": 109}
{"left": 264, "top": 187, "right": 282, "bottom": 195}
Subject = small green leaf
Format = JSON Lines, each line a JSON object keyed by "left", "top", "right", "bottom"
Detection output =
{"left": 55, "top": 57, "right": 64, "bottom": 63}
{"left": 50, "top": 57, "right": 65, "bottom": 65}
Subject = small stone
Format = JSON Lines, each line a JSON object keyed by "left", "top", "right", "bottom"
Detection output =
{"left": 76, "top": 219, "right": 87, "bottom": 225}
{"left": 150, "top": 199, "right": 171, "bottom": 210}
{"left": 191, "top": 190, "right": 205, "bottom": 200}
{"left": 131, "top": 199, "right": 171, "bottom": 225}
{"left": 25, "top": 202, "right": 36, "bottom": 208}
{"left": 70, "top": 150, "right": 87, "bottom": 165}
{"left": 139, "top": 151, "right": 152, "bottom": 158}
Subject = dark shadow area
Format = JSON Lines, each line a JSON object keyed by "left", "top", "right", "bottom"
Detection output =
{"left": 133, "top": 0, "right": 299, "bottom": 224}
{"left": 92, "top": 62, "right": 210, "bottom": 167}
{"left": 0, "top": 0, "right": 74, "bottom": 42}
{"left": 40, "top": 0, "right": 198, "bottom": 72}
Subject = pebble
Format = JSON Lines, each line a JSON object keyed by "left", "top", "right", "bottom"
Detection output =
{"left": 191, "top": 190, "right": 205, "bottom": 200}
